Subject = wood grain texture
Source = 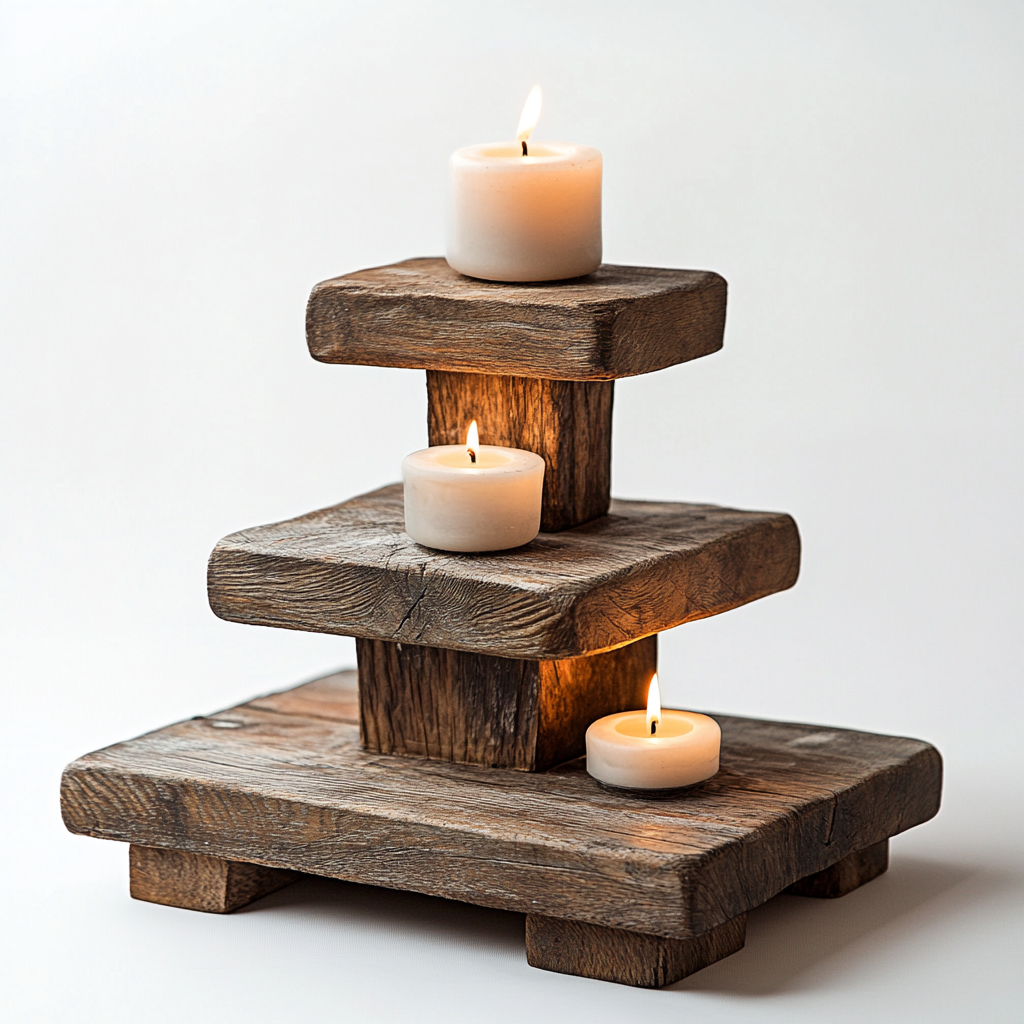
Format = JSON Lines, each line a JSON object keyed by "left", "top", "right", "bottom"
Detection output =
{"left": 427, "top": 371, "right": 613, "bottom": 531}
{"left": 785, "top": 838, "right": 889, "bottom": 898}
{"left": 246, "top": 669, "right": 359, "bottom": 723}
{"left": 525, "top": 912, "right": 747, "bottom": 988}
{"left": 61, "top": 670, "right": 942, "bottom": 941}
{"left": 128, "top": 844, "right": 296, "bottom": 913}
{"left": 207, "top": 485, "right": 801, "bottom": 660}
{"left": 305, "top": 258, "right": 727, "bottom": 381}
{"left": 357, "top": 635, "right": 656, "bottom": 771}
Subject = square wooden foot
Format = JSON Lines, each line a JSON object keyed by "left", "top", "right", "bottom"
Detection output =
{"left": 129, "top": 844, "right": 297, "bottom": 913}
{"left": 526, "top": 913, "right": 748, "bottom": 988}
{"left": 784, "top": 838, "right": 889, "bottom": 898}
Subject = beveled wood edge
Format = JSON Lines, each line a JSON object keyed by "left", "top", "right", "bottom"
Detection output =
{"left": 204, "top": 571, "right": 796, "bottom": 661}
{"left": 204, "top": 554, "right": 801, "bottom": 661}
{"left": 205, "top": 493, "right": 802, "bottom": 661}
{"left": 305, "top": 258, "right": 728, "bottom": 381}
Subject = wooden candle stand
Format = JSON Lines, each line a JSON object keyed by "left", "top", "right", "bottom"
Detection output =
{"left": 61, "top": 258, "right": 942, "bottom": 988}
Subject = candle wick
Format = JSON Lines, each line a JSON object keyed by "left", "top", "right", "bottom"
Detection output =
{"left": 521, "top": 140, "right": 528, "bottom": 156}
{"left": 468, "top": 449, "right": 477, "bottom": 464}
{"left": 651, "top": 721, "right": 657, "bottom": 735}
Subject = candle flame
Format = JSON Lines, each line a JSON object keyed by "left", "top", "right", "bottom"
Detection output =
{"left": 466, "top": 419, "right": 479, "bottom": 464}
{"left": 516, "top": 85, "right": 543, "bottom": 144}
{"left": 646, "top": 674, "right": 661, "bottom": 736}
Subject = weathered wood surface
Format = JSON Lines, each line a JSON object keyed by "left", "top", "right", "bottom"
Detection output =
{"left": 61, "top": 670, "right": 942, "bottom": 941}
{"left": 129, "top": 844, "right": 296, "bottom": 913}
{"left": 526, "top": 913, "right": 747, "bottom": 988}
{"left": 785, "top": 838, "right": 889, "bottom": 898}
{"left": 357, "top": 635, "right": 656, "bottom": 771}
{"left": 306, "top": 258, "right": 727, "bottom": 381}
{"left": 208, "top": 485, "right": 801, "bottom": 660}
{"left": 427, "top": 371, "right": 613, "bottom": 532}
{"left": 247, "top": 669, "right": 359, "bottom": 723}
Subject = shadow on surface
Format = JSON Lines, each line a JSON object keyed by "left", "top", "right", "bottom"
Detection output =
{"left": 237, "top": 854, "right": 1015, "bottom": 993}
{"left": 239, "top": 872, "right": 525, "bottom": 954}
{"left": 673, "top": 855, "right": 1013, "bottom": 995}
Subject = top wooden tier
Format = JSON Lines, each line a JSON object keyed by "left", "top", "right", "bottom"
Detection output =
{"left": 306, "top": 258, "right": 727, "bottom": 381}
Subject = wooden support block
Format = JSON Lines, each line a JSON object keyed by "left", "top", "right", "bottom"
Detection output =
{"left": 208, "top": 485, "right": 801, "bottom": 660}
{"left": 427, "top": 371, "right": 613, "bottom": 532}
{"left": 784, "top": 839, "right": 889, "bottom": 899}
{"left": 525, "top": 913, "right": 748, "bottom": 988}
{"left": 128, "top": 844, "right": 296, "bottom": 913}
{"left": 306, "top": 258, "right": 727, "bottom": 381}
{"left": 356, "top": 635, "right": 656, "bottom": 770}
{"left": 62, "top": 669, "right": 942, "bottom": 946}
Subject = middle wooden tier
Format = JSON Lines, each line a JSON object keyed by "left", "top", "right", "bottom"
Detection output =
{"left": 208, "top": 483, "right": 801, "bottom": 661}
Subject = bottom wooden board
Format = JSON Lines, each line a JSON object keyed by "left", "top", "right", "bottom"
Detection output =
{"left": 61, "top": 669, "right": 942, "bottom": 942}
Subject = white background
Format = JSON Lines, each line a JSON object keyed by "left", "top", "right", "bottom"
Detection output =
{"left": 2, "top": 2, "right": 1022, "bottom": 1021}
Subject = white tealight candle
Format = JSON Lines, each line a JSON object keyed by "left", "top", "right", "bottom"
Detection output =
{"left": 586, "top": 675, "right": 722, "bottom": 792}
{"left": 447, "top": 85, "right": 602, "bottom": 283}
{"left": 402, "top": 421, "right": 545, "bottom": 553}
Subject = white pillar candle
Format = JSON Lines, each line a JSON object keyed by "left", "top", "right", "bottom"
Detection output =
{"left": 586, "top": 675, "right": 721, "bottom": 791}
{"left": 402, "top": 421, "right": 545, "bottom": 553}
{"left": 446, "top": 86, "right": 602, "bottom": 283}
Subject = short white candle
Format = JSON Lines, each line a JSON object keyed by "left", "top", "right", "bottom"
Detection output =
{"left": 586, "top": 675, "right": 721, "bottom": 791}
{"left": 447, "top": 86, "right": 602, "bottom": 283}
{"left": 402, "top": 421, "right": 545, "bottom": 553}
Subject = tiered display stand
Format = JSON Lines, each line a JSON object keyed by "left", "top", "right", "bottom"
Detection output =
{"left": 61, "top": 257, "right": 942, "bottom": 988}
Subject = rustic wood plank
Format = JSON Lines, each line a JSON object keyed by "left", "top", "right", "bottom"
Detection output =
{"left": 357, "top": 636, "right": 656, "bottom": 771}
{"left": 525, "top": 912, "right": 747, "bottom": 987}
{"left": 207, "top": 485, "right": 801, "bottom": 660}
{"left": 245, "top": 669, "right": 359, "bottom": 723}
{"left": 427, "top": 371, "right": 613, "bottom": 532}
{"left": 128, "top": 844, "right": 296, "bottom": 913}
{"left": 306, "top": 258, "right": 727, "bottom": 381}
{"left": 785, "top": 839, "right": 889, "bottom": 898}
{"left": 61, "top": 672, "right": 942, "bottom": 940}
